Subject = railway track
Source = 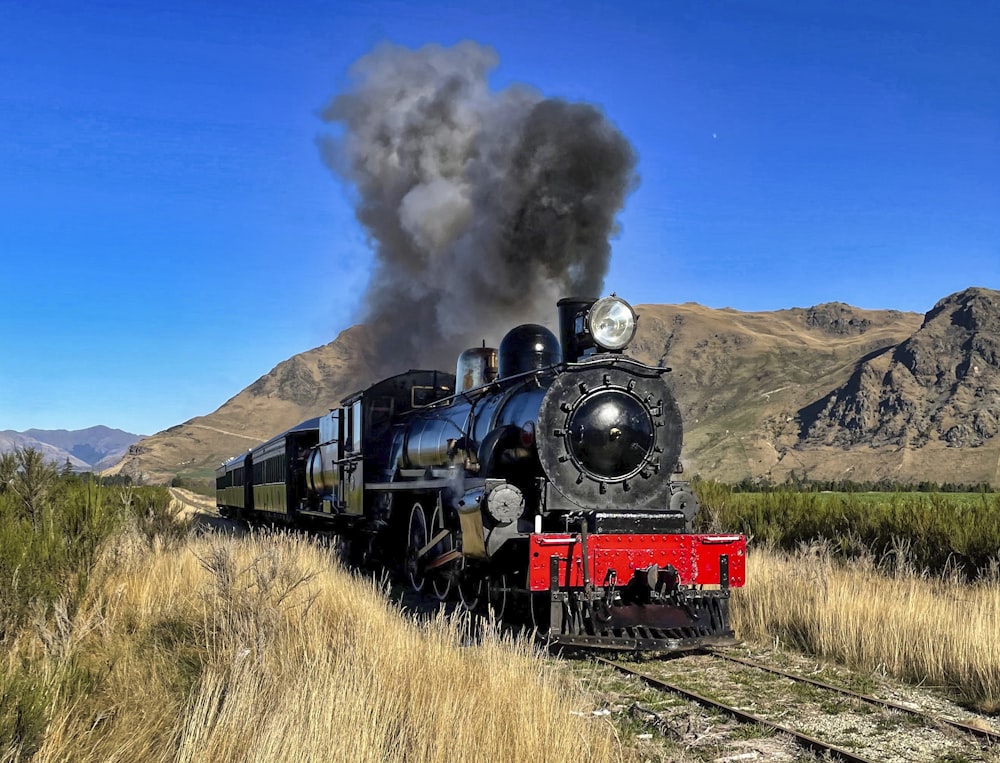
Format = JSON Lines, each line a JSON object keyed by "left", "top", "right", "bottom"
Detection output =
{"left": 704, "top": 649, "right": 1000, "bottom": 746}
{"left": 591, "top": 649, "right": 1000, "bottom": 762}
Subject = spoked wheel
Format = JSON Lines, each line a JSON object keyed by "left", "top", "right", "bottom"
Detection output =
{"left": 486, "top": 573, "right": 508, "bottom": 620}
{"left": 457, "top": 562, "right": 484, "bottom": 612}
{"left": 334, "top": 536, "right": 352, "bottom": 563}
{"left": 406, "top": 502, "right": 428, "bottom": 592}
{"left": 348, "top": 534, "right": 376, "bottom": 569}
{"left": 429, "top": 502, "right": 455, "bottom": 601}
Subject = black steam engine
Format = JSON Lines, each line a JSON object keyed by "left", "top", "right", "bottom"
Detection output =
{"left": 216, "top": 295, "right": 745, "bottom": 650}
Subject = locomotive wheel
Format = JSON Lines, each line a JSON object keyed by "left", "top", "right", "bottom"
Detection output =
{"left": 406, "top": 502, "right": 428, "bottom": 592}
{"left": 457, "top": 563, "right": 483, "bottom": 612}
{"left": 486, "top": 574, "right": 508, "bottom": 620}
{"left": 429, "top": 502, "right": 454, "bottom": 601}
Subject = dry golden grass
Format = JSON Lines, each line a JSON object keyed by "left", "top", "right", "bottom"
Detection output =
{"left": 14, "top": 515, "right": 1000, "bottom": 761}
{"left": 8, "top": 529, "right": 619, "bottom": 763}
{"left": 732, "top": 544, "right": 1000, "bottom": 711}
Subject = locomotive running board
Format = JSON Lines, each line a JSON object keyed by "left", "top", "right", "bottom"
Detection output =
{"left": 296, "top": 509, "right": 339, "bottom": 519}
{"left": 365, "top": 479, "right": 456, "bottom": 491}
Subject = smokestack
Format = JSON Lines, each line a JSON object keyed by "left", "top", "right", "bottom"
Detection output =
{"left": 320, "top": 41, "right": 638, "bottom": 374}
{"left": 557, "top": 296, "right": 598, "bottom": 363}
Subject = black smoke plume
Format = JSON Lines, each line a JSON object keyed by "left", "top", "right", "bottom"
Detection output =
{"left": 321, "top": 41, "right": 638, "bottom": 373}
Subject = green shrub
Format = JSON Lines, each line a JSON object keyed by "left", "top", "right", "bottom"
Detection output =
{"left": 694, "top": 479, "right": 1000, "bottom": 580}
{"left": 0, "top": 449, "right": 186, "bottom": 755}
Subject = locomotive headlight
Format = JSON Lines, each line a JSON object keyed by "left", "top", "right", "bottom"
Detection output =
{"left": 588, "top": 296, "right": 637, "bottom": 351}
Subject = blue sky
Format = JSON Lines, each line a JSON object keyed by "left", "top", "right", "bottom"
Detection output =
{"left": 1, "top": 0, "right": 997, "bottom": 435}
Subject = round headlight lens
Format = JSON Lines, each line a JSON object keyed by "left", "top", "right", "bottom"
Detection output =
{"left": 588, "top": 296, "right": 637, "bottom": 351}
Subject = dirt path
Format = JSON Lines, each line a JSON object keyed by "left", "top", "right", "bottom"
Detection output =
{"left": 168, "top": 487, "right": 247, "bottom": 534}
{"left": 185, "top": 423, "right": 267, "bottom": 441}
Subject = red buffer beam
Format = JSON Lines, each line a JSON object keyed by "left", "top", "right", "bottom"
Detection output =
{"left": 527, "top": 533, "right": 746, "bottom": 592}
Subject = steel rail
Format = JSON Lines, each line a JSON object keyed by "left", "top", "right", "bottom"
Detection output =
{"left": 705, "top": 649, "right": 1000, "bottom": 744}
{"left": 593, "top": 656, "right": 878, "bottom": 763}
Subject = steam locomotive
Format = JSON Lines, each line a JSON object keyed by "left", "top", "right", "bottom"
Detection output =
{"left": 216, "top": 295, "right": 745, "bottom": 650}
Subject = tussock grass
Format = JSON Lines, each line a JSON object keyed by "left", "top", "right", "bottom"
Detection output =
{"left": 6, "top": 529, "right": 618, "bottom": 762}
{"left": 10, "top": 471, "right": 999, "bottom": 758}
{"left": 1, "top": 459, "right": 179, "bottom": 758}
{"left": 733, "top": 544, "right": 1000, "bottom": 712}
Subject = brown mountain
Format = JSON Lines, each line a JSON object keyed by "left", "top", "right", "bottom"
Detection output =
{"left": 625, "top": 300, "right": 925, "bottom": 482}
{"left": 109, "top": 288, "right": 1000, "bottom": 486}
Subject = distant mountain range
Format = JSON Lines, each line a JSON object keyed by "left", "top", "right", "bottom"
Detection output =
{"left": 0, "top": 426, "right": 143, "bottom": 472}
{"left": 107, "top": 286, "right": 999, "bottom": 486}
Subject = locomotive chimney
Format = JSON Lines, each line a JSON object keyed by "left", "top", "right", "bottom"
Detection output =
{"left": 557, "top": 297, "right": 597, "bottom": 363}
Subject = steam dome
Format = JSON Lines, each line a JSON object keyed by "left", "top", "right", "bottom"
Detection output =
{"left": 498, "top": 324, "right": 561, "bottom": 378}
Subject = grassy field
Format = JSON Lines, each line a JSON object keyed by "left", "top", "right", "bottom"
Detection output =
{"left": 1, "top": 471, "right": 618, "bottom": 761}
{"left": 699, "top": 483, "right": 1000, "bottom": 711}
{"left": 5, "top": 450, "right": 998, "bottom": 759}
{"left": 732, "top": 542, "right": 1000, "bottom": 712}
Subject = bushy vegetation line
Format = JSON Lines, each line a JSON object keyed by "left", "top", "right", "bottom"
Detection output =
{"left": 694, "top": 479, "right": 1000, "bottom": 580}
{"left": 0, "top": 448, "right": 182, "bottom": 757}
{"left": 727, "top": 475, "right": 995, "bottom": 494}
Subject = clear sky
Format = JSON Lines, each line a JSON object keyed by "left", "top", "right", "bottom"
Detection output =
{"left": 1, "top": 0, "right": 997, "bottom": 435}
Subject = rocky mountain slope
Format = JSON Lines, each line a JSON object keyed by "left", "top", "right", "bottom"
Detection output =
{"left": 1, "top": 426, "right": 141, "bottom": 471}
{"left": 801, "top": 288, "right": 1000, "bottom": 449}
{"left": 108, "top": 287, "right": 1000, "bottom": 486}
